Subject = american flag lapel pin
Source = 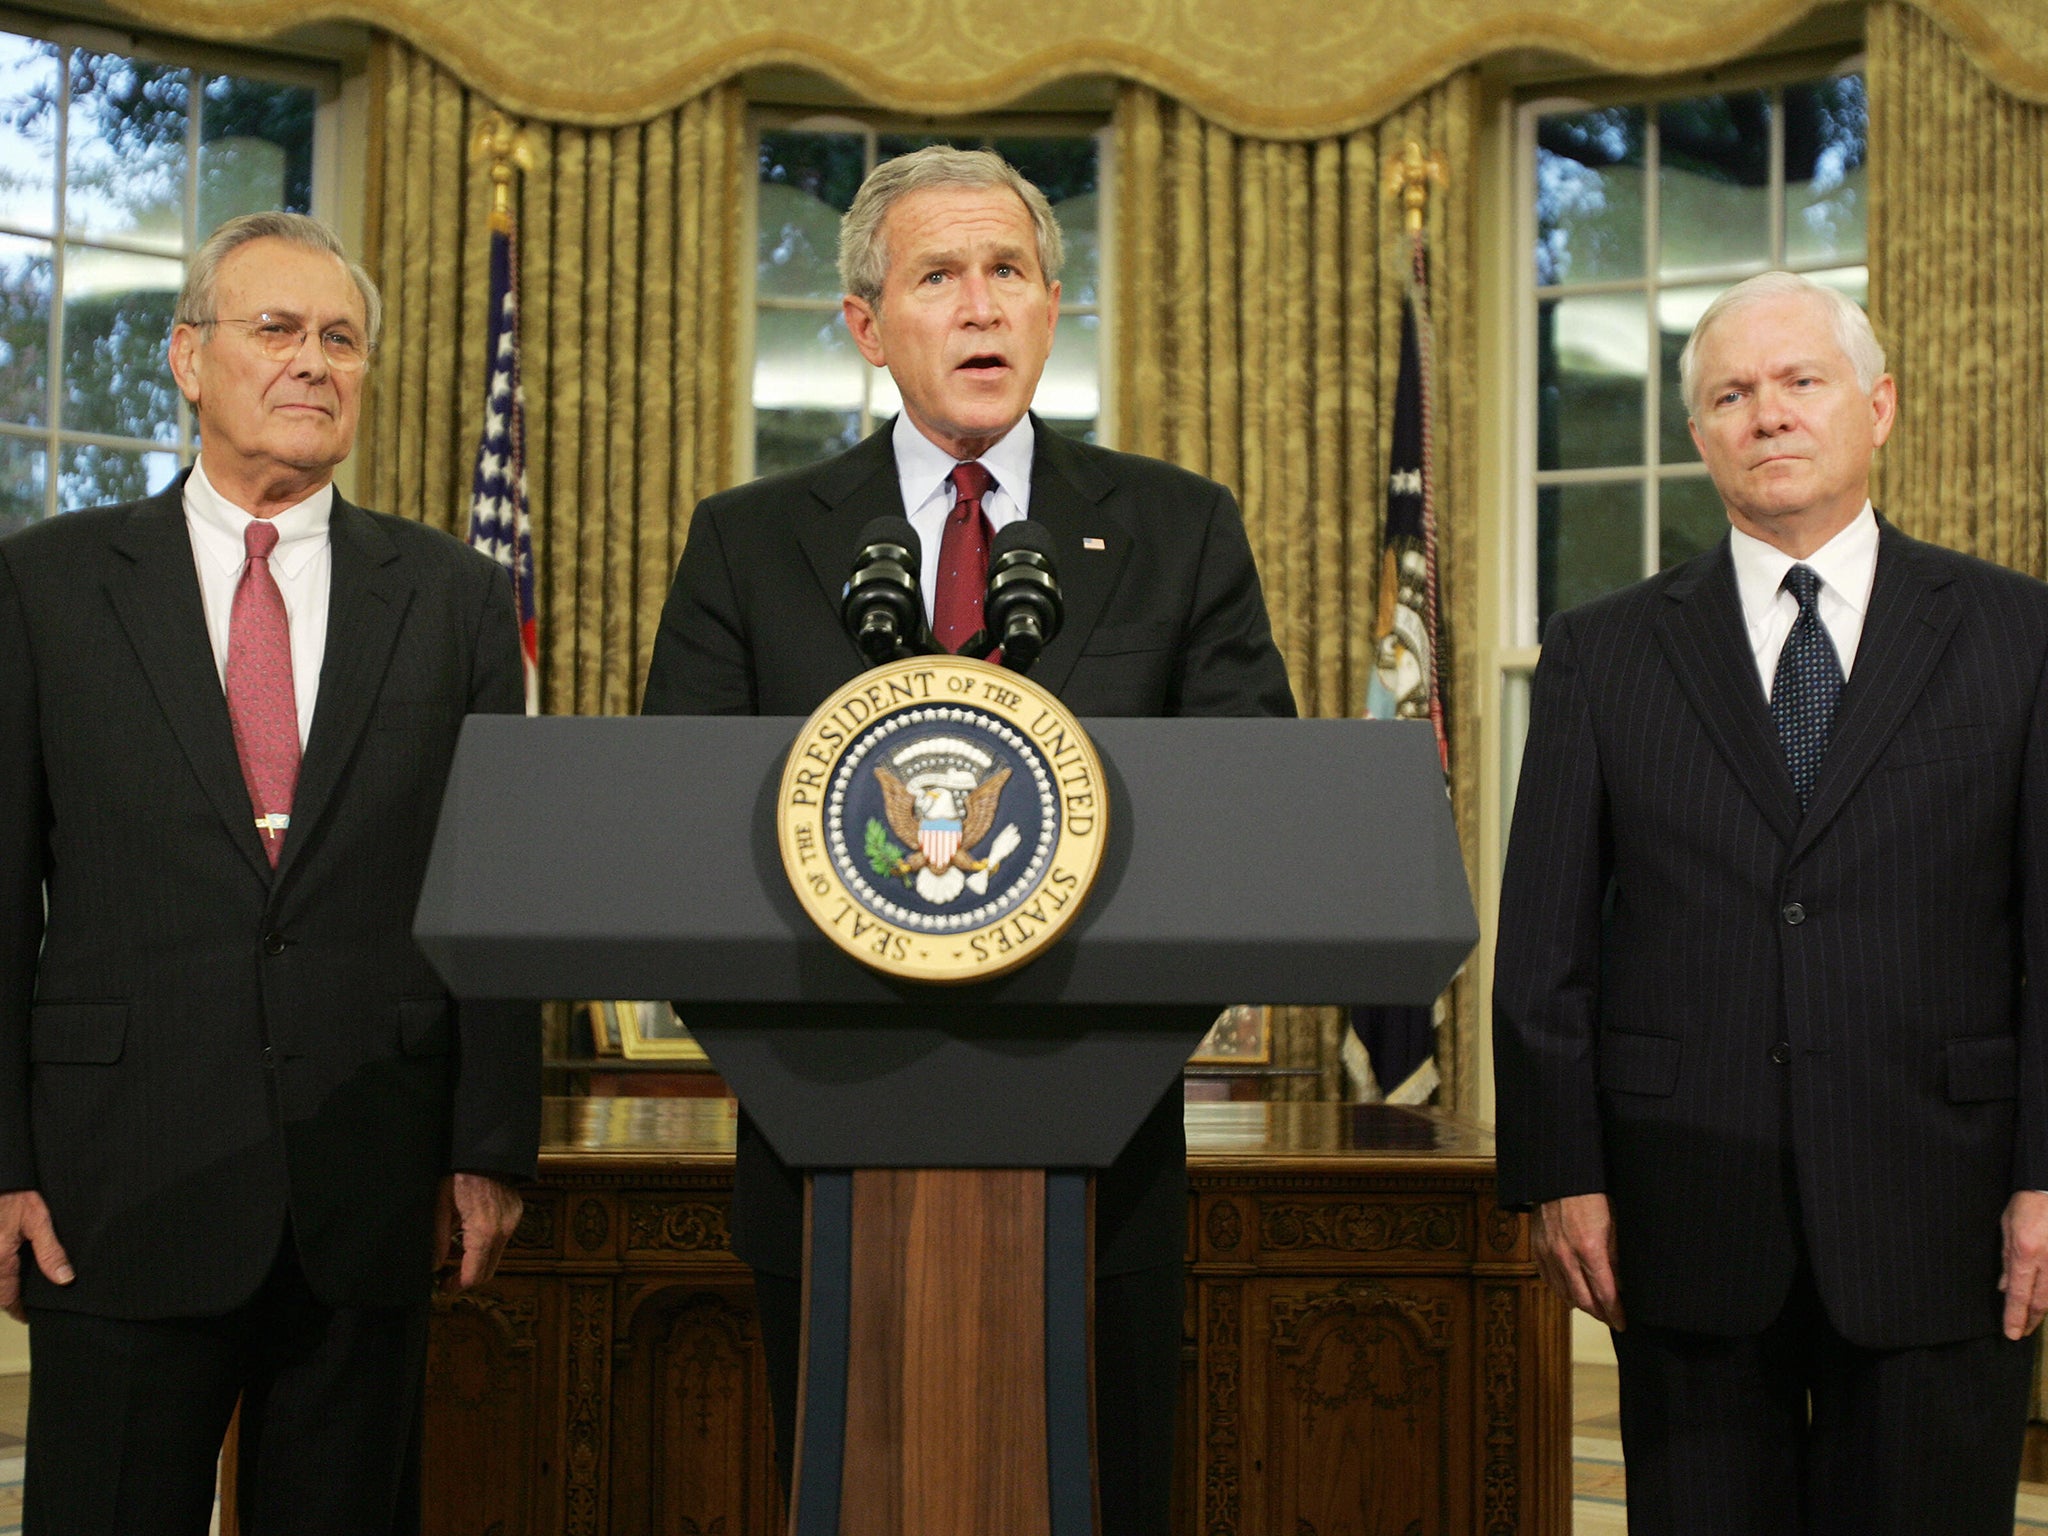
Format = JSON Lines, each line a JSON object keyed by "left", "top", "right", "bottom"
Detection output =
{"left": 1082, "top": 536, "right": 1106, "bottom": 551}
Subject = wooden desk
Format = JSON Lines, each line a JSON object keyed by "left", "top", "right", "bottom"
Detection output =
{"left": 416, "top": 1098, "right": 1570, "bottom": 1535}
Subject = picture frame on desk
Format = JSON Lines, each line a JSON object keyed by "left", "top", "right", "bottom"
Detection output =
{"left": 612, "top": 1000, "right": 709, "bottom": 1063}
{"left": 1190, "top": 1004, "right": 1272, "bottom": 1066}
{"left": 584, "top": 1000, "right": 624, "bottom": 1057}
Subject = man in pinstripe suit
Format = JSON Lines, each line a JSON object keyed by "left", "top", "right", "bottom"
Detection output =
{"left": 1495, "top": 270, "right": 2048, "bottom": 1532}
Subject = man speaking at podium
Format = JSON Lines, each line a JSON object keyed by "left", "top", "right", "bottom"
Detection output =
{"left": 644, "top": 145, "right": 1294, "bottom": 1528}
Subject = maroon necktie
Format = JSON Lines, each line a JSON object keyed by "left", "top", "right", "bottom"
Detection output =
{"left": 226, "top": 520, "right": 300, "bottom": 866}
{"left": 933, "top": 461, "right": 994, "bottom": 654}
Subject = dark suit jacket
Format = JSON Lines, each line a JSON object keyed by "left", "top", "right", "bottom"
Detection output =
{"left": 1493, "top": 520, "right": 2048, "bottom": 1350}
{"left": 641, "top": 417, "right": 1296, "bottom": 1277}
{"left": 0, "top": 475, "right": 541, "bottom": 1319}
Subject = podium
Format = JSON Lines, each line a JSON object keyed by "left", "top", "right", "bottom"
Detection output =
{"left": 415, "top": 714, "right": 1475, "bottom": 1535}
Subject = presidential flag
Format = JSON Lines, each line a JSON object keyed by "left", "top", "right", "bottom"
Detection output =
{"left": 1353, "top": 231, "right": 1445, "bottom": 1105}
{"left": 467, "top": 212, "right": 539, "bottom": 714}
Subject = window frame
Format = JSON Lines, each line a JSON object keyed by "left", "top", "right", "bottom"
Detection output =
{"left": 741, "top": 105, "right": 1116, "bottom": 481}
{"left": 0, "top": 7, "right": 340, "bottom": 522}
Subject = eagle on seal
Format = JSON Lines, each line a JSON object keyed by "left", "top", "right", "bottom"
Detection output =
{"left": 875, "top": 764, "right": 1012, "bottom": 877}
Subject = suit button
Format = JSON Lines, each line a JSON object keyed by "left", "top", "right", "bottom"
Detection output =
{"left": 1782, "top": 903, "right": 1806, "bottom": 925}
{"left": 262, "top": 931, "right": 286, "bottom": 956}
{"left": 262, "top": 1046, "right": 276, "bottom": 1066}
{"left": 1771, "top": 1042, "right": 1793, "bottom": 1064}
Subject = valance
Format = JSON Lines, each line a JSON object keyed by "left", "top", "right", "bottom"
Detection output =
{"left": 98, "top": 0, "right": 2048, "bottom": 134}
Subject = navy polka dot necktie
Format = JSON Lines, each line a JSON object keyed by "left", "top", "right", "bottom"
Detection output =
{"left": 1771, "top": 563, "right": 1843, "bottom": 812}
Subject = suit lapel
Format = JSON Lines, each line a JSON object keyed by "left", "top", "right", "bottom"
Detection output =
{"left": 1021, "top": 419, "right": 1128, "bottom": 697}
{"left": 794, "top": 428, "right": 906, "bottom": 631}
{"left": 1789, "top": 521, "right": 1960, "bottom": 861}
{"left": 103, "top": 479, "right": 275, "bottom": 882}
{"left": 1653, "top": 539, "right": 1803, "bottom": 845}
{"left": 275, "top": 497, "right": 410, "bottom": 885}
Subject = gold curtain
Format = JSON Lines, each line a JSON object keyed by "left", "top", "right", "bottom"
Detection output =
{"left": 359, "top": 39, "right": 745, "bottom": 717}
{"left": 1113, "top": 78, "right": 1481, "bottom": 1111}
{"left": 1867, "top": 2, "right": 2048, "bottom": 576}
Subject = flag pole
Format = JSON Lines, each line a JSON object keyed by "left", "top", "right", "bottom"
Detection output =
{"left": 466, "top": 114, "right": 542, "bottom": 714}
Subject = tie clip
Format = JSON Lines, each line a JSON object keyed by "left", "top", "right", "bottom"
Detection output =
{"left": 255, "top": 813, "right": 291, "bottom": 832}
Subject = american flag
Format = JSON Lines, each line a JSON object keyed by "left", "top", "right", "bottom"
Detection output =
{"left": 466, "top": 214, "right": 539, "bottom": 714}
{"left": 1352, "top": 228, "right": 1445, "bottom": 1105}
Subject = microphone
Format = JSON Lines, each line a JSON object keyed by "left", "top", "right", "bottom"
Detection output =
{"left": 973, "top": 519, "right": 1063, "bottom": 673}
{"left": 841, "top": 517, "right": 932, "bottom": 665}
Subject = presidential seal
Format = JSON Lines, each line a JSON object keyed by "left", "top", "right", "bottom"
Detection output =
{"left": 778, "top": 654, "right": 1108, "bottom": 983}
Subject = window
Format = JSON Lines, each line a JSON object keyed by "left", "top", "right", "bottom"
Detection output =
{"left": 1518, "top": 68, "right": 1868, "bottom": 636}
{"left": 750, "top": 115, "right": 1107, "bottom": 480}
{"left": 0, "top": 25, "right": 325, "bottom": 535}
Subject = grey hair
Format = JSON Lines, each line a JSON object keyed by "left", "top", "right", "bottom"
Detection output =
{"left": 175, "top": 211, "right": 383, "bottom": 351}
{"left": 837, "top": 146, "right": 1064, "bottom": 307}
{"left": 1678, "top": 270, "right": 1884, "bottom": 416}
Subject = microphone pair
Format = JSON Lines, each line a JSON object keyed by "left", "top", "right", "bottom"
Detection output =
{"left": 841, "top": 516, "right": 1064, "bottom": 674}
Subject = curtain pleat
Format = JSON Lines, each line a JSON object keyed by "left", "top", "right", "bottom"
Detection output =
{"left": 1869, "top": 3, "right": 2048, "bottom": 577}
{"left": 361, "top": 40, "right": 743, "bottom": 719}
{"left": 1113, "top": 78, "right": 1480, "bottom": 1108}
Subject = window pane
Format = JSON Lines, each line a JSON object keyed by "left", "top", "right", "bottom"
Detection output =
{"left": 1051, "top": 189, "right": 1097, "bottom": 306}
{"left": 1033, "top": 310, "right": 1097, "bottom": 440}
{"left": 1535, "top": 107, "right": 1645, "bottom": 286}
{"left": 991, "top": 137, "right": 1097, "bottom": 204}
{"left": 754, "top": 408, "right": 860, "bottom": 480}
{"left": 0, "top": 234, "right": 51, "bottom": 426}
{"left": 1657, "top": 282, "right": 1724, "bottom": 464}
{"left": 758, "top": 181, "right": 846, "bottom": 303}
{"left": 1658, "top": 474, "right": 1727, "bottom": 569}
{"left": 0, "top": 35, "right": 59, "bottom": 233}
{"left": 755, "top": 307, "right": 864, "bottom": 414}
{"left": 1539, "top": 480, "right": 1642, "bottom": 623}
{"left": 67, "top": 52, "right": 189, "bottom": 253}
{"left": 61, "top": 245, "right": 180, "bottom": 441}
{"left": 1537, "top": 293, "right": 1647, "bottom": 471}
{"left": 1808, "top": 264, "right": 1868, "bottom": 310}
{"left": 760, "top": 130, "right": 864, "bottom": 212}
{"left": 198, "top": 73, "right": 315, "bottom": 238}
{"left": 1784, "top": 77, "right": 1867, "bottom": 265}
{"left": 0, "top": 434, "right": 44, "bottom": 533}
{"left": 876, "top": 133, "right": 947, "bottom": 162}
{"left": 1658, "top": 92, "right": 1771, "bottom": 276}
{"left": 56, "top": 440, "right": 176, "bottom": 511}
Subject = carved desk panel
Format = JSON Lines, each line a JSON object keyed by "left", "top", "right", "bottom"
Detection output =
{"left": 413, "top": 1098, "right": 1570, "bottom": 1536}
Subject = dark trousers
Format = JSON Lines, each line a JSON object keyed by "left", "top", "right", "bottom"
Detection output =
{"left": 23, "top": 1230, "right": 430, "bottom": 1536}
{"left": 755, "top": 1258, "right": 1182, "bottom": 1533}
{"left": 1612, "top": 1264, "right": 2033, "bottom": 1536}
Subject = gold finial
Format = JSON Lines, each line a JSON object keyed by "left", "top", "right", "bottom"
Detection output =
{"left": 1383, "top": 140, "right": 1448, "bottom": 235}
{"left": 470, "top": 113, "right": 535, "bottom": 231}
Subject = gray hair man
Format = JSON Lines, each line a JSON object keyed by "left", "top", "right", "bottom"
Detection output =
{"left": 0, "top": 211, "right": 537, "bottom": 1534}
{"left": 643, "top": 145, "right": 1296, "bottom": 1533}
{"left": 1493, "top": 268, "right": 2048, "bottom": 1534}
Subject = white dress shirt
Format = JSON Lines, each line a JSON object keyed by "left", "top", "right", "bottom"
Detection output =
{"left": 184, "top": 458, "right": 333, "bottom": 749}
{"left": 1728, "top": 502, "right": 1879, "bottom": 701}
{"left": 892, "top": 413, "right": 1034, "bottom": 627}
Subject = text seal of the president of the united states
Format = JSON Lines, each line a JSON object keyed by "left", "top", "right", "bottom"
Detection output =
{"left": 777, "top": 653, "right": 1108, "bottom": 983}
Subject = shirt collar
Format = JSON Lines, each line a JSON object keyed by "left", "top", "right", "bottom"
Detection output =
{"left": 1728, "top": 501, "right": 1878, "bottom": 632}
{"left": 185, "top": 457, "right": 334, "bottom": 578}
{"left": 891, "top": 412, "right": 1036, "bottom": 516}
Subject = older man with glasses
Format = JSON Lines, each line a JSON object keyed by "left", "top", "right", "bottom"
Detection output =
{"left": 0, "top": 211, "right": 538, "bottom": 1536}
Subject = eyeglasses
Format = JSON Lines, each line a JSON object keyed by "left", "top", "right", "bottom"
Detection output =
{"left": 195, "top": 314, "right": 371, "bottom": 371}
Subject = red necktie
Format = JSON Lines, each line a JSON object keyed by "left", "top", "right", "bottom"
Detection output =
{"left": 226, "top": 520, "right": 300, "bottom": 866}
{"left": 934, "top": 461, "right": 993, "bottom": 654}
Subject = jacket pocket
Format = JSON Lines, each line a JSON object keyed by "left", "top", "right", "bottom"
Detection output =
{"left": 398, "top": 997, "right": 453, "bottom": 1057}
{"left": 1597, "top": 1029, "right": 1680, "bottom": 1096}
{"left": 1946, "top": 1034, "right": 2017, "bottom": 1102}
{"left": 1080, "top": 620, "right": 1175, "bottom": 656}
{"left": 29, "top": 1002, "right": 129, "bottom": 1064}
{"left": 1884, "top": 722, "right": 2005, "bottom": 769}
